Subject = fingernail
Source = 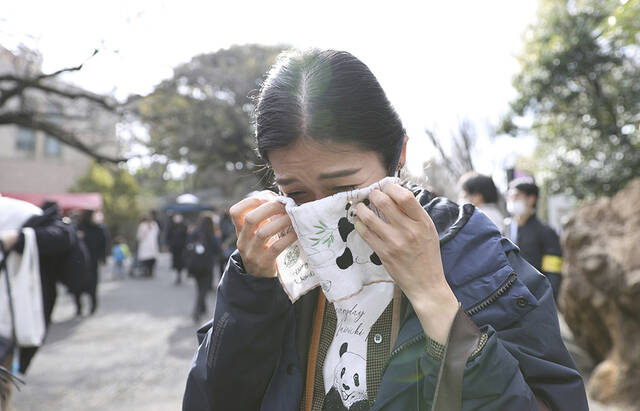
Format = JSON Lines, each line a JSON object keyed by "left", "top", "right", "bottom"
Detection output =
{"left": 354, "top": 221, "right": 366, "bottom": 234}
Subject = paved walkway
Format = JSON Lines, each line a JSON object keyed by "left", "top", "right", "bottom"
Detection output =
{"left": 12, "top": 253, "right": 212, "bottom": 411}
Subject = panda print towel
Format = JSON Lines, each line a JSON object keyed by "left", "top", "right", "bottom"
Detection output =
{"left": 275, "top": 176, "right": 399, "bottom": 303}
{"left": 275, "top": 177, "right": 398, "bottom": 410}
{"left": 321, "top": 282, "right": 393, "bottom": 410}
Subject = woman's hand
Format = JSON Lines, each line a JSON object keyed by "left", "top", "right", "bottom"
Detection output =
{"left": 229, "top": 192, "right": 297, "bottom": 278}
{"left": 354, "top": 184, "right": 459, "bottom": 344}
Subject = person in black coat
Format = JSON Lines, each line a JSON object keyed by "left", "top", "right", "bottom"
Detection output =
{"left": 505, "top": 177, "right": 564, "bottom": 302}
{"left": 185, "top": 215, "right": 221, "bottom": 323}
{"left": 10, "top": 201, "right": 87, "bottom": 373}
{"left": 166, "top": 213, "right": 188, "bottom": 284}
{"left": 77, "top": 209, "right": 108, "bottom": 315}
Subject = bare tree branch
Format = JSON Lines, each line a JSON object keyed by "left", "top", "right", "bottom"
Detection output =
{"left": 0, "top": 111, "right": 127, "bottom": 163}
{"left": 0, "top": 50, "right": 138, "bottom": 163}
{"left": 424, "top": 127, "right": 461, "bottom": 178}
{"left": 0, "top": 74, "right": 117, "bottom": 111}
{"left": 425, "top": 120, "right": 478, "bottom": 181}
{"left": 0, "top": 49, "right": 122, "bottom": 112}
{"left": 35, "top": 50, "right": 97, "bottom": 80}
{"left": 457, "top": 120, "right": 475, "bottom": 171}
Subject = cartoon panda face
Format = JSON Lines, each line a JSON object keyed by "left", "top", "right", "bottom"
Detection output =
{"left": 333, "top": 342, "right": 367, "bottom": 408}
{"left": 336, "top": 200, "right": 382, "bottom": 269}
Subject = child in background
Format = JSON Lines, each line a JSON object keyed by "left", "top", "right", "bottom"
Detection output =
{"left": 112, "top": 236, "right": 130, "bottom": 279}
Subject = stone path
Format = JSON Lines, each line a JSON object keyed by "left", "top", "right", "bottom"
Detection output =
{"left": 12, "top": 253, "right": 211, "bottom": 411}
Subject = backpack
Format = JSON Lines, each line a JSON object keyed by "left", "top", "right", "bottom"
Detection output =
{"left": 184, "top": 233, "right": 210, "bottom": 275}
{"left": 59, "top": 229, "right": 90, "bottom": 294}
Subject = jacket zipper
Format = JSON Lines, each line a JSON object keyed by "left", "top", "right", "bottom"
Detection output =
{"left": 382, "top": 272, "right": 518, "bottom": 372}
{"left": 383, "top": 333, "right": 426, "bottom": 374}
{"left": 464, "top": 272, "right": 517, "bottom": 316}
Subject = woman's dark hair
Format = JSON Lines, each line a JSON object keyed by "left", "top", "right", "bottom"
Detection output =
{"left": 460, "top": 173, "right": 499, "bottom": 204}
{"left": 41, "top": 200, "right": 61, "bottom": 218}
{"left": 198, "top": 215, "right": 214, "bottom": 236}
{"left": 255, "top": 49, "right": 406, "bottom": 175}
{"left": 80, "top": 209, "right": 94, "bottom": 226}
{"left": 509, "top": 176, "right": 539, "bottom": 206}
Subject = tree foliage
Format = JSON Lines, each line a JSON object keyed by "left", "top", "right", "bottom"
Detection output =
{"left": 72, "top": 163, "right": 141, "bottom": 241}
{"left": 137, "top": 44, "right": 286, "bottom": 197}
{"left": 133, "top": 160, "right": 186, "bottom": 197}
{"left": 503, "top": 0, "right": 640, "bottom": 199}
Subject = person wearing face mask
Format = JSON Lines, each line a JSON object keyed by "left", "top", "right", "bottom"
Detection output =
{"left": 182, "top": 50, "right": 587, "bottom": 411}
{"left": 506, "top": 177, "right": 563, "bottom": 302}
{"left": 458, "top": 172, "right": 506, "bottom": 232}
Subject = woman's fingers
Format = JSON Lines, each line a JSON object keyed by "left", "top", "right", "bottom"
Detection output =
{"left": 236, "top": 201, "right": 285, "bottom": 254}
{"left": 382, "top": 184, "right": 427, "bottom": 221}
{"left": 229, "top": 197, "right": 266, "bottom": 235}
{"left": 353, "top": 202, "right": 386, "bottom": 249}
{"left": 229, "top": 191, "right": 279, "bottom": 232}
{"left": 243, "top": 201, "right": 287, "bottom": 233}
{"left": 368, "top": 188, "right": 408, "bottom": 226}
{"left": 254, "top": 214, "right": 294, "bottom": 244}
{"left": 267, "top": 229, "right": 298, "bottom": 260}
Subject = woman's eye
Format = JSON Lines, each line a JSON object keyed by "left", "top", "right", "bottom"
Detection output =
{"left": 335, "top": 185, "right": 358, "bottom": 193}
{"left": 286, "top": 192, "right": 305, "bottom": 203}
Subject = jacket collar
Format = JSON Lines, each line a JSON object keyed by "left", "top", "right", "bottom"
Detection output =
{"left": 405, "top": 184, "right": 476, "bottom": 244}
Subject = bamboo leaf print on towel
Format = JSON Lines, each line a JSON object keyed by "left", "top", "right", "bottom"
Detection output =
{"left": 310, "top": 220, "right": 335, "bottom": 248}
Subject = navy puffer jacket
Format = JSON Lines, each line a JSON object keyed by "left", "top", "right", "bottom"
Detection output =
{"left": 182, "top": 190, "right": 588, "bottom": 411}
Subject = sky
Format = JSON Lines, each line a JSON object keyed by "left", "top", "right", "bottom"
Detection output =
{"left": 1, "top": 0, "right": 539, "bottom": 186}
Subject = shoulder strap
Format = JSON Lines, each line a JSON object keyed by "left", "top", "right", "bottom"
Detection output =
{"left": 0, "top": 242, "right": 18, "bottom": 344}
{"left": 303, "top": 292, "right": 325, "bottom": 411}
{"left": 0, "top": 240, "right": 24, "bottom": 384}
{"left": 432, "top": 305, "right": 481, "bottom": 411}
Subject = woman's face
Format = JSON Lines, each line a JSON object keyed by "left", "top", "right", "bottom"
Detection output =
{"left": 268, "top": 138, "right": 388, "bottom": 205}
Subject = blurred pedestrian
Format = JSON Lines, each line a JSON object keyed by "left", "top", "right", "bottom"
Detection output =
{"left": 151, "top": 209, "right": 164, "bottom": 251}
{"left": 136, "top": 215, "right": 159, "bottom": 277}
{"left": 166, "top": 213, "right": 188, "bottom": 285}
{"left": 78, "top": 209, "right": 108, "bottom": 315}
{"left": 506, "top": 177, "right": 564, "bottom": 301}
{"left": 111, "top": 236, "right": 130, "bottom": 280}
{"left": 0, "top": 195, "right": 42, "bottom": 404}
{"left": 184, "top": 215, "right": 220, "bottom": 323}
{"left": 0, "top": 199, "right": 87, "bottom": 376}
{"left": 458, "top": 172, "right": 506, "bottom": 232}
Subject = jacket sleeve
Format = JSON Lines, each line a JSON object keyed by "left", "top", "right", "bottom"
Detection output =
{"left": 182, "top": 251, "right": 293, "bottom": 411}
{"left": 421, "top": 254, "right": 588, "bottom": 410}
{"left": 540, "top": 226, "right": 563, "bottom": 277}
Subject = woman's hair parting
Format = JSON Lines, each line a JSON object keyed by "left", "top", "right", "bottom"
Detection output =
{"left": 255, "top": 49, "right": 406, "bottom": 175}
